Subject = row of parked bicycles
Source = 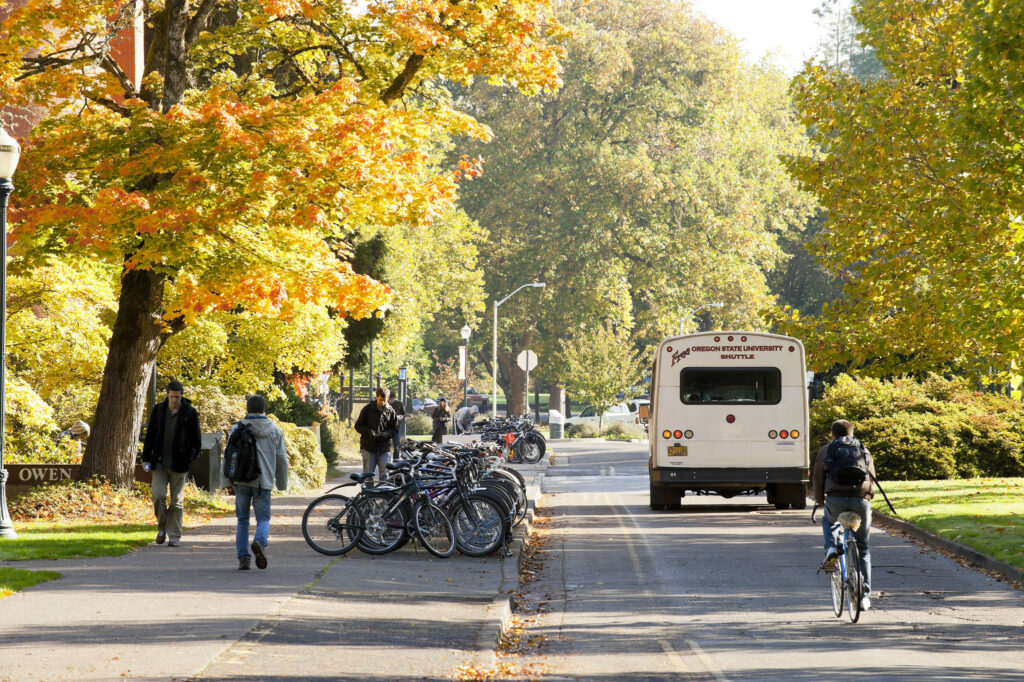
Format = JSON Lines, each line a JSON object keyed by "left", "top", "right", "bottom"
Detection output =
{"left": 470, "top": 415, "right": 547, "bottom": 464}
{"left": 301, "top": 440, "right": 531, "bottom": 558}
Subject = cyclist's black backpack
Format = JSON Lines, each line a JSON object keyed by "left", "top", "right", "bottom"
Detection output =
{"left": 824, "top": 436, "right": 869, "bottom": 486}
{"left": 222, "top": 421, "right": 260, "bottom": 482}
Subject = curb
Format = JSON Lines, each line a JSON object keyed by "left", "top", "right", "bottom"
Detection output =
{"left": 874, "top": 511, "right": 1024, "bottom": 586}
{"left": 468, "top": 464, "right": 547, "bottom": 669}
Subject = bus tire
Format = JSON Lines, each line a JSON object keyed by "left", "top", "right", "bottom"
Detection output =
{"left": 650, "top": 483, "right": 680, "bottom": 511}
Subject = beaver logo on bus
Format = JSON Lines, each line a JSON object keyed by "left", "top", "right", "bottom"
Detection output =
{"left": 669, "top": 347, "right": 691, "bottom": 366}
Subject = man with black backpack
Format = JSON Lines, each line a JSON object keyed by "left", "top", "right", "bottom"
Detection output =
{"left": 230, "top": 395, "right": 289, "bottom": 571}
{"left": 813, "top": 419, "right": 877, "bottom": 611}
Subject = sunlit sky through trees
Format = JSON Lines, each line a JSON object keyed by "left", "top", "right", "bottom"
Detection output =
{"left": 688, "top": 0, "right": 825, "bottom": 74}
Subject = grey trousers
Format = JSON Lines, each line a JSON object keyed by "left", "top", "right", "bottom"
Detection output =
{"left": 151, "top": 467, "right": 187, "bottom": 539}
{"left": 360, "top": 449, "right": 391, "bottom": 481}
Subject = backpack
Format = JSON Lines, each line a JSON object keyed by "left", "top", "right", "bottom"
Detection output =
{"left": 222, "top": 421, "right": 261, "bottom": 482}
{"left": 824, "top": 436, "right": 869, "bottom": 487}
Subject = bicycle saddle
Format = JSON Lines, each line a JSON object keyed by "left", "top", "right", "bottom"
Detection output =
{"left": 349, "top": 472, "right": 375, "bottom": 482}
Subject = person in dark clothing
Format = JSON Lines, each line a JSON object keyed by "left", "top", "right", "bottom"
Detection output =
{"left": 389, "top": 394, "right": 406, "bottom": 457}
{"left": 141, "top": 380, "right": 202, "bottom": 547}
{"left": 354, "top": 387, "right": 397, "bottom": 480}
{"left": 431, "top": 398, "right": 451, "bottom": 444}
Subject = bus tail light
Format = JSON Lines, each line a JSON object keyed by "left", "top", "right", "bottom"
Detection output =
{"left": 684, "top": 430, "right": 694, "bottom": 439}
{"left": 779, "top": 430, "right": 789, "bottom": 439}
{"left": 662, "top": 430, "right": 671, "bottom": 439}
{"left": 726, "top": 414, "right": 736, "bottom": 423}
{"left": 790, "top": 429, "right": 800, "bottom": 439}
{"left": 768, "top": 430, "right": 778, "bottom": 439}
{"left": 673, "top": 430, "right": 683, "bottom": 439}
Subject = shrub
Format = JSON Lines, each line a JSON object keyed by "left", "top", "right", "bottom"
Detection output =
{"left": 601, "top": 422, "right": 647, "bottom": 440}
{"left": 565, "top": 422, "right": 598, "bottom": 438}
{"left": 264, "top": 383, "right": 338, "bottom": 466}
{"left": 405, "top": 412, "right": 432, "bottom": 436}
{"left": 811, "top": 374, "right": 1024, "bottom": 480}
{"left": 273, "top": 418, "right": 327, "bottom": 490}
{"left": 187, "top": 384, "right": 246, "bottom": 434}
{"left": 4, "top": 376, "right": 61, "bottom": 464}
{"left": 329, "top": 419, "right": 362, "bottom": 463}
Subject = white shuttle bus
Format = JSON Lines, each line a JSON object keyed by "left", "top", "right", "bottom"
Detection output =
{"left": 646, "top": 331, "right": 809, "bottom": 510}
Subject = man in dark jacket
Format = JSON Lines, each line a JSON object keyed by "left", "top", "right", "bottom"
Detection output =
{"left": 813, "top": 419, "right": 877, "bottom": 611}
{"left": 354, "top": 387, "right": 397, "bottom": 480}
{"left": 388, "top": 393, "right": 406, "bottom": 457}
{"left": 141, "top": 380, "right": 202, "bottom": 547}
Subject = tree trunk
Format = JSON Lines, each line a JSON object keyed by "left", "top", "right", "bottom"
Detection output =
{"left": 548, "top": 385, "right": 565, "bottom": 417}
{"left": 497, "top": 352, "right": 528, "bottom": 417}
{"left": 78, "top": 268, "right": 169, "bottom": 487}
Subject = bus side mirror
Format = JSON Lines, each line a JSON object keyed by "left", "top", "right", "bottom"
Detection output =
{"left": 638, "top": 404, "right": 650, "bottom": 422}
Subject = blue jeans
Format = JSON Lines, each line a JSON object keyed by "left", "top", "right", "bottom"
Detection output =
{"left": 823, "top": 495, "right": 872, "bottom": 595}
{"left": 361, "top": 448, "right": 391, "bottom": 481}
{"left": 392, "top": 428, "right": 402, "bottom": 457}
{"left": 235, "top": 485, "right": 271, "bottom": 559}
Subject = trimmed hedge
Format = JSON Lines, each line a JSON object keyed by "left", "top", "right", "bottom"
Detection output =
{"left": 273, "top": 418, "right": 327, "bottom": 490}
{"left": 811, "top": 375, "right": 1024, "bottom": 480}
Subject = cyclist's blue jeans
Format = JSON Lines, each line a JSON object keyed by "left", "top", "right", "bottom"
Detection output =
{"left": 235, "top": 485, "right": 271, "bottom": 559}
{"left": 823, "top": 495, "right": 872, "bottom": 595}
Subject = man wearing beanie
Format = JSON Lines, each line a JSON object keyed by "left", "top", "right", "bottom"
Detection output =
{"left": 232, "top": 394, "right": 289, "bottom": 571}
{"left": 141, "top": 380, "right": 202, "bottom": 547}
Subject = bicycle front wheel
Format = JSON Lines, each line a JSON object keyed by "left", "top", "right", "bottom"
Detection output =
{"left": 845, "top": 540, "right": 864, "bottom": 623}
{"left": 829, "top": 563, "right": 844, "bottom": 617}
{"left": 302, "top": 494, "right": 362, "bottom": 556}
{"left": 516, "top": 432, "right": 544, "bottom": 464}
{"left": 414, "top": 501, "right": 456, "bottom": 558}
{"left": 451, "top": 494, "right": 507, "bottom": 557}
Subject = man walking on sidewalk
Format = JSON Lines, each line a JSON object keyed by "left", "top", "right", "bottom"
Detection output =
{"left": 141, "top": 380, "right": 202, "bottom": 547}
{"left": 233, "top": 395, "right": 289, "bottom": 571}
{"left": 354, "top": 387, "right": 397, "bottom": 480}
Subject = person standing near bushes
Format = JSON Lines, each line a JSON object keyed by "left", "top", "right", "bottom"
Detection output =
{"left": 141, "top": 380, "right": 202, "bottom": 547}
{"left": 233, "top": 394, "right": 289, "bottom": 571}
{"left": 431, "top": 398, "right": 451, "bottom": 444}
{"left": 354, "top": 387, "right": 397, "bottom": 480}
{"left": 389, "top": 393, "right": 406, "bottom": 457}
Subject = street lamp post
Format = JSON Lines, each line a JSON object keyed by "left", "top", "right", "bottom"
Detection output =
{"left": 0, "top": 126, "right": 22, "bottom": 539}
{"left": 680, "top": 301, "right": 724, "bottom": 335}
{"left": 460, "top": 324, "right": 471, "bottom": 410}
{"left": 492, "top": 282, "right": 545, "bottom": 419}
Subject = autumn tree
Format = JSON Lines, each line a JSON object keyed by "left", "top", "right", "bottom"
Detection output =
{"left": 454, "top": 0, "right": 815, "bottom": 413}
{"left": 0, "top": 0, "right": 566, "bottom": 486}
{"left": 557, "top": 320, "right": 643, "bottom": 431}
{"left": 781, "top": 0, "right": 1024, "bottom": 379}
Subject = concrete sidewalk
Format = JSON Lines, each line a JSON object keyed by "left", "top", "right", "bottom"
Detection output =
{"left": 0, "top": 462, "right": 546, "bottom": 681}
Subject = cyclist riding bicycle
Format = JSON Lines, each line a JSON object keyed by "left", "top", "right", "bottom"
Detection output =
{"left": 813, "top": 419, "right": 876, "bottom": 612}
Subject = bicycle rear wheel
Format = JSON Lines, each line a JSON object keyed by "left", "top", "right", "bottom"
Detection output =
{"left": 414, "top": 501, "right": 456, "bottom": 558}
{"left": 450, "top": 494, "right": 507, "bottom": 557}
{"left": 301, "top": 494, "right": 363, "bottom": 556}
{"left": 516, "top": 432, "right": 544, "bottom": 464}
{"left": 845, "top": 540, "right": 864, "bottom": 623}
{"left": 356, "top": 494, "right": 408, "bottom": 555}
{"left": 829, "top": 562, "right": 844, "bottom": 617}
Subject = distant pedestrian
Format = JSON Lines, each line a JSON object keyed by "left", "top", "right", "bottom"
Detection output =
{"left": 431, "top": 398, "right": 451, "bottom": 444}
{"left": 232, "top": 394, "right": 289, "bottom": 571}
{"left": 453, "top": 405, "right": 479, "bottom": 435}
{"left": 58, "top": 420, "right": 90, "bottom": 456}
{"left": 389, "top": 393, "right": 406, "bottom": 457}
{"left": 141, "top": 380, "right": 202, "bottom": 547}
{"left": 354, "top": 387, "right": 397, "bottom": 480}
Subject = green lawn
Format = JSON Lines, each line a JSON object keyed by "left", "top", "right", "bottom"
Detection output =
{"left": 873, "top": 478, "right": 1024, "bottom": 571}
{"left": 0, "top": 520, "right": 156, "bottom": 561}
{"left": 0, "top": 567, "right": 62, "bottom": 599}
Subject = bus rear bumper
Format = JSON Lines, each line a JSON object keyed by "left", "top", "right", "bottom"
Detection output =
{"left": 651, "top": 467, "right": 808, "bottom": 486}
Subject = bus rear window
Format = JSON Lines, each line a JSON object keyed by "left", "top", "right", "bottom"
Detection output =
{"left": 680, "top": 368, "right": 782, "bottom": 405}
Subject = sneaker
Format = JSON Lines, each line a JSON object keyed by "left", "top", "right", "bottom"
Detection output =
{"left": 239, "top": 556, "right": 251, "bottom": 571}
{"left": 155, "top": 531, "right": 166, "bottom": 545}
{"left": 822, "top": 548, "right": 839, "bottom": 572}
{"left": 860, "top": 596, "right": 872, "bottom": 611}
{"left": 167, "top": 538, "right": 180, "bottom": 547}
{"left": 251, "top": 540, "right": 267, "bottom": 569}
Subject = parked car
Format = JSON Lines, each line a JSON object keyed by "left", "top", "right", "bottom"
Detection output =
{"left": 565, "top": 399, "right": 649, "bottom": 429}
{"left": 461, "top": 387, "right": 490, "bottom": 412}
{"left": 411, "top": 398, "right": 438, "bottom": 414}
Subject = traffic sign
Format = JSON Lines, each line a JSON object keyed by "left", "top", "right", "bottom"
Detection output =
{"left": 517, "top": 350, "right": 538, "bottom": 371}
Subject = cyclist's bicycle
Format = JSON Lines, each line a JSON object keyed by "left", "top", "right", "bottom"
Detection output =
{"left": 823, "top": 510, "right": 866, "bottom": 622}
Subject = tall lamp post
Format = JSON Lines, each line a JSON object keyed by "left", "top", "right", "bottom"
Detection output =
{"left": 680, "top": 301, "right": 724, "bottom": 335}
{"left": 0, "top": 127, "right": 21, "bottom": 539}
{"left": 492, "top": 282, "right": 545, "bottom": 419}
{"left": 460, "top": 324, "right": 471, "bottom": 410}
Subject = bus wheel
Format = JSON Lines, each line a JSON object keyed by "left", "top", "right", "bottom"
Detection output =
{"left": 650, "top": 483, "right": 680, "bottom": 511}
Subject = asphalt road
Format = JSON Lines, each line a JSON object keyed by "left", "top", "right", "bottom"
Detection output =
{"left": 528, "top": 439, "right": 1024, "bottom": 681}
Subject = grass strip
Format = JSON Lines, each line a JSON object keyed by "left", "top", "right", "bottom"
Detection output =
{"left": 0, "top": 566, "right": 63, "bottom": 598}
{"left": 0, "top": 521, "right": 156, "bottom": 561}
{"left": 872, "top": 478, "right": 1024, "bottom": 571}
